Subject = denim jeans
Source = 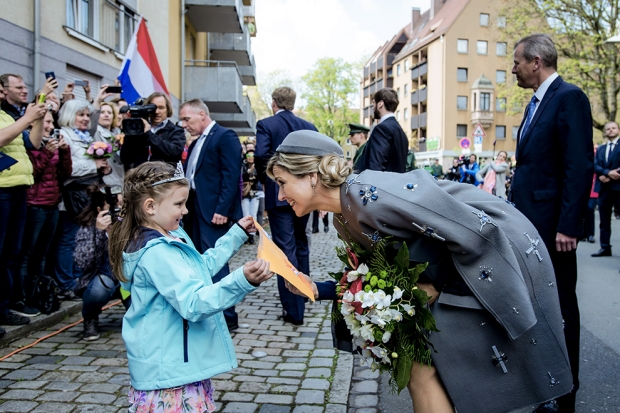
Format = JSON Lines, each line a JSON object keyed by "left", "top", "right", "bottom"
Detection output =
{"left": 82, "top": 273, "right": 119, "bottom": 320}
{"left": 0, "top": 186, "right": 28, "bottom": 315}
{"left": 54, "top": 211, "right": 82, "bottom": 291}
{"left": 16, "top": 205, "right": 59, "bottom": 303}
{"left": 241, "top": 197, "right": 259, "bottom": 222}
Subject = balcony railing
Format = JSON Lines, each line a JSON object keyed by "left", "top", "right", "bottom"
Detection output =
{"left": 411, "top": 88, "right": 427, "bottom": 105}
{"left": 184, "top": 60, "right": 244, "bottom": 113}
{"left": 209, "top": 24, "right": 252, "bottom": 66}
{"left": 363, "top": 106, "right": 372, "bottom": 119}
{"left": 211, "top": 95, "right": 256, "bottom": 135}
{"left": 239, "top": 54, "right": 256, "bottom": 86}
{"left": 411, "top": 62, "right": 428, "bottom": 79}
{"left": 411, "top": 112, "right": 427, "bottom": 130}
{"left": 186, "top": 0, "right": 244, "bottom": 33}
{"left": 470, "top": 111, "right": 494, "bottom": 128}
{"left": 363, "top": 65, "right": 370, "bottom": 79}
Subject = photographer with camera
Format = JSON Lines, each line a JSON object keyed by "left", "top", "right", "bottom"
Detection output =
{"left": 120, "top": 92, "right": 185, "bottom": 170}
{"left": 73, "top": 184, "right": 129, "bottom": 341}
{"left": 445, "top": 158, "right": 462, "bottom": 182}
{"left": 16, "top": 111, "right": 72, "bottom": 317}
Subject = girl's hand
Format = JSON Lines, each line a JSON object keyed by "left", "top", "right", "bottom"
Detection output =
{"left": 44, "top": 139, "right": 59, "bottom": 153}
{"left": 243, "top": 258, "right": 273, "bottom": 284}
{"left": 238, "top": 215, "right": 256, "bottom": 232}
{"left": 96, "top": 208, "right": 112, "bottom": 231}
{"left": 284, "top": 272, "right": 318, "bottom": 300}
{"left": 57, "top": 136, "right": 69, "bottom": 149}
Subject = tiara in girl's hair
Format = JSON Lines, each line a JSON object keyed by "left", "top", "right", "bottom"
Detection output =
{"left": 151, "top": 162, "right": 186, "bottom": 187}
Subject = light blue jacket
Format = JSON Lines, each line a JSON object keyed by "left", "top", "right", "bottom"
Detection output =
{"left": 120, "top": 225, "right": 254, "bottom": 390}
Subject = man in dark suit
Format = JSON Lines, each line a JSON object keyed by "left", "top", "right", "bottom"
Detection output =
{"left": 509, "top": 34, "right": 594, "bottom": 413}
{"left": 179, "top": 98, "right": 243, "bottom": 331}
{"left": 355, "top": 88, "right": 408, "bottom": 173}
{"left": 592, "top": 121, "right": 620, "bottom": 257}
{"left": 255, "top": 87, "right": 317, "bottom": 325}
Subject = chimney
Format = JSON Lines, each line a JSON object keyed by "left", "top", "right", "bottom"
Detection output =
{"left": 412, "top": 7, "right": 421, "bottom": 26}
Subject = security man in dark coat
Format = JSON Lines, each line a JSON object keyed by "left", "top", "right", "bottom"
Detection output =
{"left": 348, "top": 123, "right": 370, "bottom": 171}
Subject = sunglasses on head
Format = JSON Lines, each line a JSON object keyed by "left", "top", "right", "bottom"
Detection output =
{"left": 246, "top": 153, "right": 254, "bottom": 158}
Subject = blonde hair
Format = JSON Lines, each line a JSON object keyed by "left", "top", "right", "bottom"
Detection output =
{"left": 271, "top": 87, "right": 296, "bottom": 111}
{"left": 266, "top": 152, "right": 351, "bottom": 190}
{"left": 109, "top": 162, "right": 189, "bottom": 282}
{"left": 99, "top": 102, "right": 118, "bottom": 129}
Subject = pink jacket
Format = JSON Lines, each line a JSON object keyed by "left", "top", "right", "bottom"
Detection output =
{"left": 26, "top": 146, "right": 72, "bottom": 206}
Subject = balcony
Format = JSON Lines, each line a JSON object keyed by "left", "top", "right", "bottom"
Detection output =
{"left": 411, "top": 112, "right": 427, "bottom": 130}
{"left": 370, "top": 61, "right": 377, "bottom": 73}
{"left": 470, "top": 111, "right": 494, "bottom": 128}
{"left": 387, "top": 53, "right": 396, "bottom": 67}
{"left": 184, "top": 60, "right": 244, "bottom": 113}
{"left": 411, "top": 62, "right": 428, "bottom": 79}
{"left": 211, "top": 95, "right": 256, "bottom": 135}
{"left": 209, "top": 24, "right": 252, "bottom": 66}
{"left": 363, "top": 106, "right": 372, "bottom": 119}
{"left": 239, "top": 54, "right": 256, "bottom": 86}
{"left": 186, "top": 0, "right": 243, "bottom": 34}
{"left": 363, "top": 65, "right": 370, "bottom": 79}
{"left": 411, "top": 88, "right": 427, "bottom": 105}
{"left": 377, "top": 57, "right": 384, "bottom": 71}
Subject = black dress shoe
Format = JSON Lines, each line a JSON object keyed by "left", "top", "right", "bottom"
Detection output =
{"left": 227, "top": 322, "right": 239, "bottom": 332}
{"left": 533, "top": 400, "right": 559, "bottom": 413}
{"left": 591, "top": 248, "right": 612, "bottom": 257}
{"left": 324, "top": 225, "right": 329, "bottom": 233}
{"left": 587, "top": 236, "right": 595, "bottom": 243}
{"left": 311, "top": 229, "right": 319, "bottom": 234}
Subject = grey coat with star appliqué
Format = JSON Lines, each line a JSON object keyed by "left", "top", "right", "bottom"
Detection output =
{"left": 334, "top": 169, "right": 571, "bottom": 413}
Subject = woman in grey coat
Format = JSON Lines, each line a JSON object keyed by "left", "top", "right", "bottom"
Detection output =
{"left": 476, "top": 150, "right": 509, "bottom": 198}
{"left": 268, "top": 130, "right": 572, "bottom": 413}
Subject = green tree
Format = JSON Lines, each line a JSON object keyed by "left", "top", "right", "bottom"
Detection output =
{"left": 498, "top": 0, "right": 620, "bottom": 131}
{"left": 301, "top": 57, "right": 359, "bottom": 143}
{"left": 257, "top": 69, "right": 299, "bottom": 110}
{"left": 245, "top": 86, "right": 271, "bottom": 121}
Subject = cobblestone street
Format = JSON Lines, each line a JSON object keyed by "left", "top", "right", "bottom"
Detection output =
{"left": 0, "top": 225, "right": 383, "bottom": 413}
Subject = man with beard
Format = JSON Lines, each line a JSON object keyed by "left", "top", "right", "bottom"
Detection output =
{"left": 355, "top": 88, "right": 408, "bottom": 173}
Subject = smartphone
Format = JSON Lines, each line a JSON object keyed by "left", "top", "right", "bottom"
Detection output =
{"left": 105, "top": 86, "right": 122, "bottom": 94}
{"left": 38, "top": 94, "right": 46, "bottom": 104}
{"left": 74, "top": 79, "right": 87, "bottom": 87}
{"left": 52, "top": 129, "right": 61, "bottom": 140}
{"left": 44, "top": 71, "right": 55, "bottom": 80}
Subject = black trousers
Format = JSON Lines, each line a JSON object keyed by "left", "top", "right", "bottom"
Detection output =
{"left": 267, "top": 206, "right": 310, "bottom": 323}
{"left": 548, "top": 248, "right": 580, "bottom": 412}
{"left": 597, "top": 188, "right": 620, "bottom": 248}
{"left": 311, "top": 210, "right": 329, "bottom": 232}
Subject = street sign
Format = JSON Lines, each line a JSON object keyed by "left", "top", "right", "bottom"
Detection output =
{"left": 474, "top": 135, "right": 483, "bottom": 145}
{"left": 459, "top": 137, "right": 471, "bottom": 149}
{"left": 472, "top": 123, "right": 486, "bottom": 137}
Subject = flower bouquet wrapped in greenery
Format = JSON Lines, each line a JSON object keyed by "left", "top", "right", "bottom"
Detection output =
{"left": 329, "top": 239, "right": 438, "bottom": 393}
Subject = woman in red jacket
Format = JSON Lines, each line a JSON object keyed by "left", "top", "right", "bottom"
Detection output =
{"left": 14, "top": 111, "right": 72, "bottom": 316}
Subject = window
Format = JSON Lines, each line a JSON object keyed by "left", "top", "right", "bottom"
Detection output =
{"left": 405, "top": 60, "right": 410, "bottom": 71}
{"left": 497, "top": 16, "right": 506, "bottom": 28}
{"left": 404, "top": 108, "right": 409, "bottom": 120}
{"left": 396, "top": 110, "right": 401, "bottom": 120}
{"left": 496, "top": 97, "right": 507, "bottom": 112}
{"left": 397, "top": 64, "right": 402, "bottom": 76}
{"left": 66, "top": 0, "right": 95, "bottom": 37}
{"left": 480, "top": 13, "right": 490, "bottom": 26}
{"left": 457, "top": 124, "right": 468, "bottom": 137}
{"left": 457, "top": 68, "right": 468, "bottom": 82}
{"left": 496, "top": 42, "right": 507, "bottom": 56}
{"left": 512, "top": 126, "right": 519, "bottom": 140}
{"left": 457, "top": 39, "right": 469, "bottom": 53}
{"left": 404, "top": 84, "right": 409, "bottom": 96}
{"left": 346, "top": 138, "right": 351, "bottom": 145}
{"left": 397, "top": 87, "right": 401, "bottom": 97}
{"left": 496, "top": 125, "right": 506, "bottom": 139}
{"left": 496, "top": 70, "right": 506, "bottom": 84}
{"left": 480, "top": 92, "right": 491, "bottom": 111}
{"left": 477, "top": 41, "right": 488, "bottom": 55}
{"left": 457, "top": 96, "right": 468, "bottom": 110}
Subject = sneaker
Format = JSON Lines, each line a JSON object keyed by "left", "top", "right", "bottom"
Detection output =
{"left": 83, "top": 319, "right": 100, "bottom": 341}
{"left": 0, "top": 312, "right": 31, "bottom": 326}
{"left": 59, "top": 290, "right": 81, "bottom": 301}
{"left": 11, "top": 302, "right": 41, "bottom": 318}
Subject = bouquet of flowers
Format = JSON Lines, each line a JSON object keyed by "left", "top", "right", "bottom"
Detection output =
{"left": 85, "top": 142, "right": 113, "bottom": 159}
{"left": 330, "top": 238, "right": 438, "bottom": 393}
{"left": 112, "top": 133, "right": 124, "bottom": 152}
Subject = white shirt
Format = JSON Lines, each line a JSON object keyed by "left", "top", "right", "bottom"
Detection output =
{"left": 531, "top": 72, "right": 559, "bottom": 119}
{"left": 275, "top": 109, "right": 285, "bottom": 115}
{"left": 186, "top": 121, "right": 217, "bottom": 189}
{"left": 606, "top": 137, "right": 619, "bottom": 162}
{"left": 379, "top": 113, "right": 395, "bottom": 124}
{"left": 151, "top": 118, "right": 169, "bottom": 134}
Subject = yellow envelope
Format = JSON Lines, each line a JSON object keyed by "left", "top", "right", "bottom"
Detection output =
{"left": 252, "top": 218, "right": 315, "bottom": 302}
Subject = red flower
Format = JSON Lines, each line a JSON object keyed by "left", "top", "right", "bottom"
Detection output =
{"left": 346, "top": 248, "right": 359, "bottom": 269}
{"left": 349, "top": 278, "right": 362, "bottom": 295}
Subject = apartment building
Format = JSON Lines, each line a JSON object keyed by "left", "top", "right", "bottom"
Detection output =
{"left": 0, "top": 0, "right": 257, "bottom": 136}
{"left": 360, "top": 0, "right": 524, "bottom": 168}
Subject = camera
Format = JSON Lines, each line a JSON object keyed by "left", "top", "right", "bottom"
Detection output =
{"left": 42, "top": 129, "right": 61, "bottom": 144}
{"left": 101, "top": 186, "right": 122, "bottom": 222}
{"left": 121, "top": 99, "right": 157, "bottom": 136}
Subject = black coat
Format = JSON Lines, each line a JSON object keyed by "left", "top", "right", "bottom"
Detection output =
{"left": 593, "top": 140, "right": 620, "bottom": 193}
{"left": 120, "top": 120, "right": 186, "bottom": 169}
{"left": 354, "top": 116, "right": 408, "bottom": 173}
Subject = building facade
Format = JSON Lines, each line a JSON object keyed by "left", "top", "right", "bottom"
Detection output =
{"left": 360, "top": 0, "right": 523, "bottom": 169}
{"left": 0, "top": 0, "right": 257, "bottom": 136}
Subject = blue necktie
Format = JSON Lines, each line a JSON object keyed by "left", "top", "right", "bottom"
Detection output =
{"left": 520, "top": 95, "right": 538, "bottom": 140}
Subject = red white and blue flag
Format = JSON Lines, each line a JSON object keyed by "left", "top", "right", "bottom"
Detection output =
{"left": 118, "top": 17, "right": 169, "bottom": 104}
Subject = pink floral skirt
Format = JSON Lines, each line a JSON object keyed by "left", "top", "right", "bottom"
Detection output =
{"left": 128, "top": 379, "right": 216, "bottom": 413}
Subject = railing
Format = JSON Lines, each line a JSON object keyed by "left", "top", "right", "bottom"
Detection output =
{"left": 411, "top": 88, "right": 427, "bottom": 105}
{"left": 185, "top": 60, "right": 244, "bottom": 82}
{"left": 411, "top": 112, "right": 427, "bottom": 130}
{"left": 411, "top": 62, "right": 428, "bottom": 79}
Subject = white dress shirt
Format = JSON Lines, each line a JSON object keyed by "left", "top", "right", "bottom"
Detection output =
{"left": 606, "top": 137, "right": 619, "bottom": 163}
{"left": 379, "top": 113, "right": 395, "bottom": 124}
{"left": 186, "top": 121, "right": 217, "bottom": 190}
{"left": 531, "top": 72, "right": 559, "bottom": 119}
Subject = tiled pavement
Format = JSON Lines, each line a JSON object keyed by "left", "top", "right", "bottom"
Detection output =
{"left": 0, "top": 226, "right": 383, "bottom": 413}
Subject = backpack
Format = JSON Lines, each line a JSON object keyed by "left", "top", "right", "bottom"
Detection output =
{"left": 26, "top": 274, "right": 61, "bottom": 315}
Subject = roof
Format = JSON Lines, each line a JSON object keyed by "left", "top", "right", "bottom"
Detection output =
{"left": 364, "top": 22, "right": 413, "bottom": 67}
{"left": 471, "top": 74, "right": 494, "bottom": 89}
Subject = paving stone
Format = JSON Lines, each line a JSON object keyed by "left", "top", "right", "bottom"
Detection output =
{"left": 258, "top": 404, "right": 291, "bottom": 413}
{"left": 267, "top": 377, "right": 301, "bottom": 385}
{"left": 75, "top": 372, "right": 114, "bottom": 383}
{"left": 353, "top": 409, "right": 377, "bottom": 413}
{"left": 75, "top": 392, "right": 118, "bottom": 404}
{"left": 270, "top": 385, "right": 299, "bottom": 393}
{"left": 2, "top": 369, "right": 45, "bottom": 380}
{"left": 58, "top": 356, "right": 95, "bottom": 365}
{"left": 1, "top": 389, "right": 45, "bottom": 399}
{"left": 232, "top": 375, "right": 266, "bottom": 383}
{"left": 313, "top": 349, "right": 336, "bottom": 357}
{"left": 91, "top": 358, "right": 126, "bottom": 367}
{"left": 23, "top": 355, "right": 65, "bottom": 365}
{"left": 73, "top": 404, "right": 120, "bottom": 412}
{"left": 19, "top": 348, "right": 52, "bottom": 355}
{"left": 81, "top": 383, "right": 121, "bottom": 393}
{"left": 221, "top": 392, "right": 255, "bottom": 401}
{"left": 81, "top": 350, "right": 120, "bottom": 358}
{"left": 354, "top": 368, "right": 380, "bottom": 380}
{"left": 315, "top": 341, "right": 333, "bottom": 349}
{"left": 44, "top": 381, "right": 83, "bottom": 391}
{"left": 295, "top": 389, "right": 325, "bottom": 404}
{"left": 306, "top": 368, "right": 332, "bottom": 378}
{"left": 50, "top": 349, "right": 86, "bottom": 356}
{"left": 351, "top": 394, "right": 378, "bottom": 408}
{"left": 22, "top": 363, "right": 59, "bottom": 371}
{"left": 0, "top": 363, "right": 24, "bottom": 370}
{"left": 308, "top": 358, "right": 333, "bottom": 367}
{"left": 253, "top": 369, "right": 279, "bottom": 377}
{"left": 223, "top": 402, "right": 258, "bottom": 412}
{"left": 302, "top": 378, "right": 330, "bottom": 390}
{"left": 275, "top": 363, "right": 306, "bottom": 370}
{"left": 0, "top": 380, "right": 15, "bottom": 389}
{"left": 282, "top": 350, "right": 311, "bottom": 357}
{"left": 325, "top": 404, "right": 347, "bottom": 413}
{"left": 255, "top": 393, "right": 294, "bottom": 404}
{"left": 8, "top": 380, "right": 47, "bottom": 389}
{"left": 279, "top": 370, "right": 304, "bottom": 377}
{"left": 97, "top": 366, "right": 128, "bottom": 374}
{"left": 292, "top": 406, "right": 324, "bottom": 413}
{"left": 211, "top": 380, "right": 238, "bottom": 391}
{"left": 352, "top": 380, "right": 378, "bottom": 393}
{"left": 32, "top": 402, "right": 76, "bottom": 413}
{"left": 238, "top": 382, "right": 271, "bottom": 393}
{"left": 107, "top": 374, "right": 131, "bottom": 385}
{"left": 36, "top": 391, "right": 81, "bottom": 402}
{"left": 240, "top": 360, "right": 276, "bottom": 369}
{"left": 59, "top": 365, "right": 99, "bottom": 372}
{"left": 0, "top": 400, "right": 39, "bottom": 412}
{"left": 39, "top": 370, "right": 81, "bottom": 382}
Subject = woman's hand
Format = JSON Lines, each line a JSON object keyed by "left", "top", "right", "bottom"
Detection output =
{"left": 418, "top": 283, "right": 440, "bottom": 305}
{"left": 285, "top": 273, "right": 318, "bottom": 300}
{"left": 237, "top": 215, "right": 256, "bottom": 233}
{"left": 95, "top": 159, "right": 112, "bottom": 175}
{"left": 243, "top": 258, "right": 273, "bottom": 284}
{"left": 57, "top": 136, "right": 69, "bottom": 149}
{"left": 44, "top": 138, "right": 59, "bottom": 153}
{"left": 95, "top": 208, "right": 112, "bottom": 231}
{"left": 93, "top": 84, "right": 114, "bottom": 109}
{"left": 41, "top": 76, "right": 58, "bottom": 96}
{"left": 24, "top": 103, "right": 47, "bottom": 123}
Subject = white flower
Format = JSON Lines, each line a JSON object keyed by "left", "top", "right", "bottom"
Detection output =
{"left": 371, "top": 361, "right": 379, "bottom": 371}
{"left": 362, "top": 348, "right": 371, "bottom": 358}
{"left": 361, "top": 291, "right": 376, "bottom": 308}
{"left": 388, "top": 309, "right": 403, "bottom": 321}
{"left": 392, "top": 286, "right": 403, "bottom": 300}
{"left": 346, "top": 270, "right": 359, "bottom": 282}
{"left": 355, "top": 314, "right": 370, "bottom": 324}
{"left": 355, "top": 336, "right": 368, "bottom": 348}
{"left": 342, "top": 290, "right": 354, "bottom": 303}
{"left": 401, "top": 304, "right": 416, "bottom": 316}
{"left": 357, "top": 263, "right": 369, "bottom": 275}
{"left": 370, "top": 346, "right": 391, "bottom": 364}
{"left": 360, "top": 324, "right": 375, "bottom": 342}
{"left": 374, "top": 290, "right": 392, "bottom": 309}
{"left": 340, "top": 302, "right": 355, "bottom": 315}
{"left": 354, "top": 291, "right": 366, "bottom": 302}
{"left": 369, "top": 314, "right": 387, "bottom": 328}
{"left": 382, "top": 331, "right": 392, "bottom": 343}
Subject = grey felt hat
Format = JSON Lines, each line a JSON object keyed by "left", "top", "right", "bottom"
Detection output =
{"left": 276, "top": 130, "right": 344, "bottom": 157}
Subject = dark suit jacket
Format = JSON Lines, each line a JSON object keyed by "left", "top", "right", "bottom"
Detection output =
{"left": 120, "top": 120, "right": 186, "bottom": 169}
{"left": 186, "top": 123, "right": 242, "bottom": 222}
{"left": 255, "top": 111, "right": 318, "bottom": 210}
{"left": 594, "top": 140, "right": 620, "bottom": 192}
{"left": 510, "top": 76, "right": 594, "bottom": 246}
{"left": 354, "top": 116, "right": 408, "bottom": 173}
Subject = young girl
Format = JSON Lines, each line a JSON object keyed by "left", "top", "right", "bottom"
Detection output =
{"left": 108, "top": 161, "right": 272, "bottom": 412}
